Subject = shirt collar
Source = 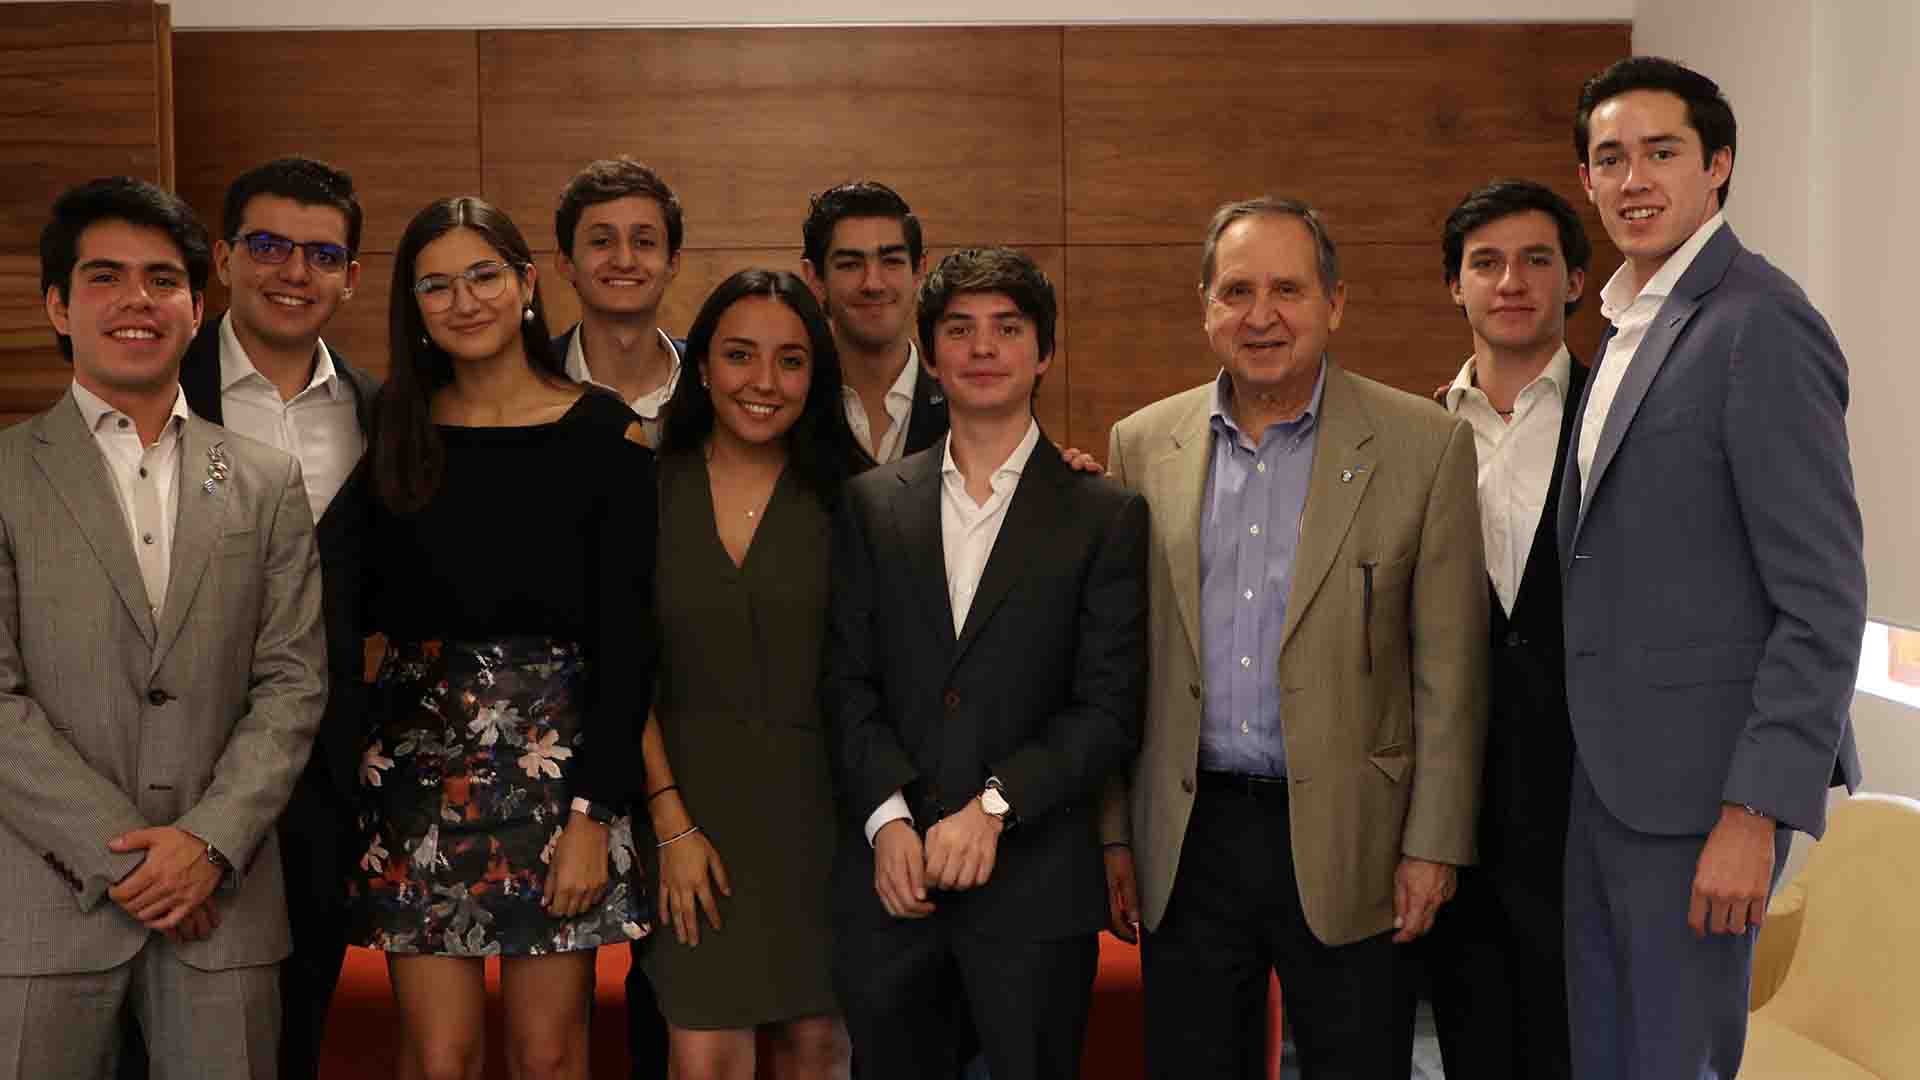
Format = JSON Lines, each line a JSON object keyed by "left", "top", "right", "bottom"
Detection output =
{"left": 1208, "top": 359, "right": 1326, "bottom": 440}
{"left": 1599, "top": 211, "right": 1726, "bottom": 322}
{"left": 566, "top": 323, "right": 683, "bottom": 403}
{"left": 840, "top": 343, "right": 922, "bottom": 411}
{"left": 1443, "top": 344, "right": 1571, "bottom": 414}
{"left": 217, "top": 312, "right": 342, "bottom": 399}
{"left": 71, "top": 380, "right": 189, "bottom": 438}
{"left": 940, "top": 417, "right": 1042, "bottom": 485}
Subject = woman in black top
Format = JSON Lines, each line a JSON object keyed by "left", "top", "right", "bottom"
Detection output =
{"left": 347, "top": 195, "right": 655, "bottom": 1080}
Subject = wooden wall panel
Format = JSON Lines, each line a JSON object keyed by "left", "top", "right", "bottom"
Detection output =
{"left": 171, "top": 31, "right": 481, "bottom": 255}
{"left": 478, "top": 28, "right": 1064, "bottom": 253}
{"left": 1063, "top": 24, "right": 1630, "bottom": 245}
{"left": 0, "top": 1, "right": 172, "bottom": 423}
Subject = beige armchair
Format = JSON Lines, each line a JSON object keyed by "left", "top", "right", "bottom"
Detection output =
{"left": 1742, "top": 793, "right": 1920, "bottom": 1079}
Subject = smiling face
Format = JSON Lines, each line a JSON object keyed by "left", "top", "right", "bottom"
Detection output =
{"left": 558, "top": 194, "right": 679, "bottom": 319}
{"left": 1202, "top": 214, "right": 1345, "bottom": 391}
{"left": 1451, "top": 209, "right": 1584, "bottom": 356}
{"left": 47, "top": 219, "right": 203, "bottom": 400}
{"left": 926, "top": 290, "right": 1050, "bottom": 420}
{"left": 1581, "top": 88, "right": 1732, "bottom": 286}
{"left": 215, "top": 194, "right": 358, "bottom": 357}
{"left": 702, "top": 295, "right": 814, "bottom": 450}
{"left": 804, "top": 216, "right": 921, "bottom": 354}
{"left": 413, "top": 227, "right": 536, "bottom": 364}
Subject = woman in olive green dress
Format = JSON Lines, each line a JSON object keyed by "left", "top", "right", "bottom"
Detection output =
{"left": 639, "top": 270, "right": 859, "bottom": 1080}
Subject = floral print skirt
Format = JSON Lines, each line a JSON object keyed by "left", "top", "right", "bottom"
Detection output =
{"left": 348, "top": 636, "right": 649, "bottom": 956}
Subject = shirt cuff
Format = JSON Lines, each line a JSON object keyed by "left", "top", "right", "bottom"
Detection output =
{"left": 864, "top": 790, "right": 913, "bottom": 847}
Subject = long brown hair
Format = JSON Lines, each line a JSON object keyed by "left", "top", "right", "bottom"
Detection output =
{"left": 375, "top": 196, "right": 560, "bottom": 512}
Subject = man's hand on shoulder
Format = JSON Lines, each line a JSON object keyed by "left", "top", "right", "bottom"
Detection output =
{"left": 107, "top": 826, "right": 223, "bottom": 931}
{"left": 924, "top": 798, "right": 1003, "bottom": 892}
{"left": 874, "top": 819, "right": 935, "bottom": 919}
{"left": 1689, "top": 804, "right": 1777, "bottom": 937}
{"left": 1392, "top": 856, "right": 1457, "bottom": 943}
{"left": 1059, "top": 446, "right": 1105, "bottom": 474}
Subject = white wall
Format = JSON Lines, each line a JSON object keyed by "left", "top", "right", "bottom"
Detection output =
{"left": 3, "top": 0, "right": 1630, "bottom": 29}
{"left": 1634, "top": 2, "right": 1920, "bottom": 822}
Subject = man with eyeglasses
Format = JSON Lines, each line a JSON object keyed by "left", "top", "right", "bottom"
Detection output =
{"left": 118, "top": 157, "right": 377, "bottom": 1080}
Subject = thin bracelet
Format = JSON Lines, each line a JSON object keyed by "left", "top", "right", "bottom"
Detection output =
{"left": 655, "top": 825, "right": 701, "bottom": 849}
{"left": 647, "top": 784, "right": 680, "bottom": 803}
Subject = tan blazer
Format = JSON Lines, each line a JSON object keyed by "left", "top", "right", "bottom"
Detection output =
{"left": 0, "top": 394, "right": 325, "bottom": 975}
{"left": 1101, "top": 366, "right": 1488, "bottom": 946}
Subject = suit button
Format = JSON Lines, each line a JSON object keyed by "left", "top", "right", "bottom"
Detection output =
{"left": 1505, "top": 631, "right": 1523, "bottom": 647}
{"left": 147, "top": 688, "right": 171, "bottom": 706}
{"left": 944, "top": 689, "right": 960, "bottom": 709}
{"left": 1189, "top": 683, "right": 1202, "bottom": 700}
{"left": 1181, "top": 776, "right": 1195, "bottom": 794}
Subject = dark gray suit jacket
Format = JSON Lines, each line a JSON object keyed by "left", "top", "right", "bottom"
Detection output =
{"left": 1558, "top": 224, "right": 1866, "bottom": 840}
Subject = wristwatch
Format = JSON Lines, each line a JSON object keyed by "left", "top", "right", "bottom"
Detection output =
{"left": 979, "top": 777, "right": 1015, "bottom": 828}
{"left": 569, "top": 796, "right": 618, "bottom": 825}
{"left": 204, "top": 842, "right": 233, "bottom": 884}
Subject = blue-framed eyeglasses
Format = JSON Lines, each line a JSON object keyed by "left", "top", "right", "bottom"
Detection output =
{"left": 235, "top": 230, "right": 352, "bottom": 273}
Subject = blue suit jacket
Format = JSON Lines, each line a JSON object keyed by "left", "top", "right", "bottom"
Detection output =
{"left": 1558, "top": 224, "right": 1865, "bottom": 840}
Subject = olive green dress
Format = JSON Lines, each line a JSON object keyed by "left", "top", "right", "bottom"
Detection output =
{"left": 643, "top": 451, "right": 839, "bottom": 1029}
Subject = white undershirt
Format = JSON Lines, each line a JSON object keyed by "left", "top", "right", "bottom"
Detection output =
{"left": 1579, "top": 212, "right": 1725, "bottom": 506}
{"left": 217, "top": 313, "right": 363, "bottom": 522}
{"left": 842, "top": 343, "right": 920, "bottom": 464}
{"left": 1444, "top": 347, "right": 1570, "bottom": 615}
{"left": 566, "top": 326, "right": 683, "bottom": 446}
{"left": 71, "top": 381, "right": 188, "bottom": 618}
{"left": 863, "top": 419, "right": 1043, "bottom": 844}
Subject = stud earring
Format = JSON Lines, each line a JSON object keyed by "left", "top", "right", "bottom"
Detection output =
{"left": 523, "top": 307, "right": 534, "bottom": 323}
{"left": 700, "top": 374, "right": 710, "bottom": 389}
{"left": 418, "top": 333, "right": 430, "bottom": 347}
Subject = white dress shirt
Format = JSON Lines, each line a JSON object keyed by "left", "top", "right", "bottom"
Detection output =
{"left": 217, "top": 313, "right": 363, "bottom": 522}
{"left": 565, "top": 326, "right": 683, "bottom": 446}
{"left": 1444, "top": 346, "right": 1571, "bottom": 615}
{"left": 1579, "top": 212, "right": 1726, "bottom": 506}
{"left": 71, "top": 381, "right": 189, "bottom": 618}
{"left": 864, "top": 419, "right": 1043, "bottom": 844}
{"left": 842, "top": 343, "right": 921, "bottom": 465}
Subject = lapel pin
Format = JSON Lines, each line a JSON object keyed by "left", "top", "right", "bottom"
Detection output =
{"left": 1340, "top": 466, "right": 1368, "bottom": 484}
{"left": 204, "top": 442, "right": 229, "bottom": 494}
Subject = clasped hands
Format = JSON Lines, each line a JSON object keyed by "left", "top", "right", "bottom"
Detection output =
{"left": 107, "top": 825, "right": 224, "bottom": 944}
{"left": 872, "top": 800, "right": 1004, "bottom": 919}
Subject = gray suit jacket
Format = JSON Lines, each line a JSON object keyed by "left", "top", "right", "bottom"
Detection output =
{"left": 1558, "top": 224, "right": 1865, "bottom": 840}
{"left": 0, "top": 393, "right": 326, "bottom": 975}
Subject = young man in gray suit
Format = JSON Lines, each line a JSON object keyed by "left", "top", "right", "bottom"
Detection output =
{"left": 1562, "top": 57, "right": 1866, "bottom": 1078}
{"left": 0, "top": 177, "right": 326, "bottom": 1078}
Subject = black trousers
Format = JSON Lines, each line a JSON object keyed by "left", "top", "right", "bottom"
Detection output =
{"left": 626, "top": 939, "right": 669, "bottom": 1080}
{"left": 1142, "top": 774, "right": 1408, "bottom": 1080}
{"left": 835, "top": 913, "right": 1096, "bottom": 1080}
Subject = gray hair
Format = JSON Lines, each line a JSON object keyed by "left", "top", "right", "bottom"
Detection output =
{"left": 1199, "top": 196, "right": 1341, "bottom": 295}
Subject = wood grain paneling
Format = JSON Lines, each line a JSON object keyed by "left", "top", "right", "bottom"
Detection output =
{"left": 1063, "top": 241, "right": 1617, "bottom": 452}
{"left": 1063, "top": 24, "right": 1630, "bottom": 245}
{"left": 478, "top": 28, "right": 1064, "bottom": 253}
{"left": 171, "top": 31, "right": 481, "bottom": 255}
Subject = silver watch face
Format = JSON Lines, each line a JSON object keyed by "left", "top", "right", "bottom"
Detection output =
{"left": 981, "top": 787, "right": 1011, "bottom": 817}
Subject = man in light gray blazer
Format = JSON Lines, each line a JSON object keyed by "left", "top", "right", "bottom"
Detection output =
{"left": 1562, "top": 59, "right": 1866, "bottom": 1078}
{"left": 0, "top": 177, "right": 325, "bottom": 1079}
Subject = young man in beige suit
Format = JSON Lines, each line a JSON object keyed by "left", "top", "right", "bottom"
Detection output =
{"left": 1100, "top": 197, "right": 1488, "bottom": 1078}
{"left": 0, "top": 177, "right": 326, "bottom": 1079}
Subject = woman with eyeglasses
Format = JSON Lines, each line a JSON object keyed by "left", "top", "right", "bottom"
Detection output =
{"left": 635, "top": 270, "right": 859, "bottom": 1080}
{"left": 345, "top": 195, "right": 655, "bottom": 1080}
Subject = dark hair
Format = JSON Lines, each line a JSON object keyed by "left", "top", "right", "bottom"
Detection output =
{"left": 221, "top": 156, "right": 363, "bottom": 257}
{"left": 1441, "top": 179, "right": 1592, "bottom": 318}
{"left": 375, "top": 196, "right": 560, "bottom": 512}
{"left": 916, "top": 246, "right": 1058, "bottom": 365}
{"left": 1575, "top": 56, "right": 1736, "bottom": 209}
{"left": 40, "top": 176, "right": 211, "bottom": 362}
{"left": 802, "top": 181, "right": 923, "bottom": 272}
{"left": 1200, "top": 196, "right": 1340, "bottom": 295}
{"left": 659, "top": 270, "right": 855, "bottom": 504}
{"left": 555, "top": 157, "right": 683, "bottom": 258}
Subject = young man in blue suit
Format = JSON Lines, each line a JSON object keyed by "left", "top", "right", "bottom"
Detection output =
{"left": 1561, "top": 57, "right": 1867, "bottom": 1078}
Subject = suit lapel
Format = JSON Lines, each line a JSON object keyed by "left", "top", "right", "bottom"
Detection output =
{"left": 178, "top": 318, "right": 224, "bottom": 425}
{"left": 1510, "top": 359, "right": 1587, "bottom": 617}
{"left": 903, "top": 356, "right": 949, "bottom": 457}
{"left": 953, "top": 437, "right": 1068, "bottom": 666}
{"left": 1280, "top": 368, "right": 1376, "bottom": 652}
{"left": 1573, "top": 226, "right": 1741, "bottom": 544}
{"left": 153, "top": 417, "right": 232, "bottom": 665}
{"left": 1148, "top": 394, "right": 1214, "bottom": 669}
{"left": 29, "top": 398, "right": 159, "bottom": 646}
{"left": 888, "top": 445, "right": 957, "bottom": 647}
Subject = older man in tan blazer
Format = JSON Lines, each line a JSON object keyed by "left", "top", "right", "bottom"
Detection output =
{"left": 0, "top": 177, "right": 324, "bottom": 1079}
{"left": 1101, "top": 197, "right": 1487, "bottom": 1078}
